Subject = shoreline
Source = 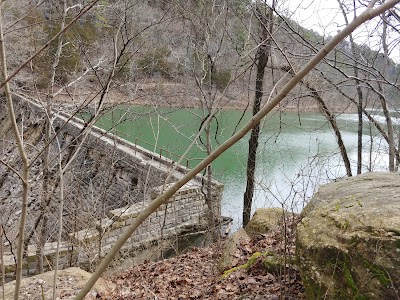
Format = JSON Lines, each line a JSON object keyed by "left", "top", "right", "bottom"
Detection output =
{"left": 44, "top": 79, "right": 362, "bottom": 115}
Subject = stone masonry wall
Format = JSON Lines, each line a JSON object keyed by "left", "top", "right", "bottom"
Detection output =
{"left": 3, "top": 181, "right": 223, "bottom": 279}
{"left": 73, "top": 181, "right": 223, "bottom": 269}
{"left": 1, "top": 93, "right": 223, "bottom": 277}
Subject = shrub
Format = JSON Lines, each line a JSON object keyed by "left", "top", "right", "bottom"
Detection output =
{"left": 136, "top": 47, "right": 174, "bottom": 79}
{"left": 31, "top": 14, "right": 98, "bottom": 88}
{"left": 212, "top": 68, "right": 231, "bottom": 91}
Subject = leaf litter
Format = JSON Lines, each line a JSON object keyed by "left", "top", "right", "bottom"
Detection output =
{"left": 105, "top": 215, "right": 304, "bottom": 299}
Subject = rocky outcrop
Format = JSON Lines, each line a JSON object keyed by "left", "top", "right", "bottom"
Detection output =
{"left": 297, "top": 172, "right": 400, "bottom": 300}
{"left": 219, "top": 208, "right": 287, "bottom": 273}
{"left": 245, "top": 208, "right": 286, "bottom": 236}
{"left": 218, "top": 228, "right": 251, "bottom": 273}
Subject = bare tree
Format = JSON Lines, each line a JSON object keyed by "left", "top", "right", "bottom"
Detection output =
{"left": 337, "top": 0, "right": 365, "bottom": 174}
{"left": 0, "top": 4, "right": 30, "bottom": 298}
{"left": 377, "top": 11, "right": 396, "bottom": 171}
{"left": 243, "top": 1, "right": 275, "bottom": 227}
{"left": 1, "top": 225, "right": 5, "bottom": 300}
{"left": 0, "top": 1, "right": 398, "bottom": 300}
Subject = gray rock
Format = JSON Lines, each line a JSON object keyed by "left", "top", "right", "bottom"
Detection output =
{"left": 218, "top": 228, "right": 251, "bottom": 273}
{"left": 297, "top": 172, "right": 400, "bottom": 300}
{"left": 245, "top": 208, "right": 286, "bottom": 236}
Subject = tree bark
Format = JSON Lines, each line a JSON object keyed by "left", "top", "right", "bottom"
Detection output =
{"left": 243, "top": 4, "right": 274, "bottom": 227}
{"left": 1, "top": 225, "right": 5, "bottom": 300}
{"left": 379, "top": 13, "right": 396, "bottom": 171}
{"left": 337, "top": 0, "right": 364, "bottom": 174}
{"left": 0, "top": 4, "right": 30, "bottom": 299}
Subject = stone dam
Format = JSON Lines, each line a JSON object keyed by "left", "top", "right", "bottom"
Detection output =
{"left": 0, "top": 93, "right": 223, "bottom": 278}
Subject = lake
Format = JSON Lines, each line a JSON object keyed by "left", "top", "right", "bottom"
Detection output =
{"left": 95, "top": 106, "right": 391, "bottom": 229}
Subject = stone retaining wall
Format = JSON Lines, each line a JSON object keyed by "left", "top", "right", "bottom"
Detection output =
{"left": 1, "top": 94, "right": 223, "bottom": 278}
{"left": 3, "top": 181, "right": 223, "bottom": 280}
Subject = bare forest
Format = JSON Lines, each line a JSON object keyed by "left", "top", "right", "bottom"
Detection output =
{"left": 1, "top": 0, "right": 400, "bottom": 299}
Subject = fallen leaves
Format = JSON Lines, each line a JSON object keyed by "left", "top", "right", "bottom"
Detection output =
{"left": 108, "top": 216, "right": 304, "bottom": 299}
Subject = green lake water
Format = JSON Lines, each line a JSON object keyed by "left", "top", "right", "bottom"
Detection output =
{"left": 94, "top": 106, "right": 389, "bottom": 229}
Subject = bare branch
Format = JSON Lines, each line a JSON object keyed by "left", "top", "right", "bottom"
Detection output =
{"left": 0, "top": 159, "right": 24, "bottom": 182}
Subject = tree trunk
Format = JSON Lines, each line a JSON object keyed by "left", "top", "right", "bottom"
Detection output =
{"left": 51, "top": 2, "right": 400, "bottom": 298}
{"left": 337, "top": 0, "right": 364, "bottom": 174}
{"left": 0, "top": 5, "right": 30, "bottom": 299}
{"left": 1, "top": 225, "right": 5, "bottom": 300}
{"left": 379, "top": 13, "right": 396, "bottom": 171}
{"left": 243, "top": 4, "right": 274, "bottom": 227}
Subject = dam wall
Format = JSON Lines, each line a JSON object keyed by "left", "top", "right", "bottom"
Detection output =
{"left": 0, "top": 94, "right": 223, "bottom": 278}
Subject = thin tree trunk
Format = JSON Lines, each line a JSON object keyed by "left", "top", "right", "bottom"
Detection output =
{"left": 0, "top": 4, "right": 30, "bottom": 299}
{"left": 37, "top": 125, "right": 51, "bottom": 274}
{"left": 337, "top": 0, "right": 364, "bottom": 174}
{"left": 243, "top": 4, "right": 274, "bottom": 227}
{"left": 274, "top": 64, "right": 353, "bottom": 176}
{"left": 309, "top": 87, "right": 352, "bottom": 177}
{"left": 1, "top": 225, "right": 5, "bottom": 300}
{"left": 379, "top": 13, "right": 396, "bottom": 171}
{"left": 205, "top": 123, "right": 218, "bottom": 241}
{"left": 52, "top": 166, "right": 64, "bottom": 300}
{"left": 37, "top": 0, "right": 68, "bottom": 275}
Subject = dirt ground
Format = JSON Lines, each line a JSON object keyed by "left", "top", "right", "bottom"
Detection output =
{"left": 52, "top": 79, "right": 327, "bottom": 113}
{"left": 3, "top": 267, "right": 115, "bottom": 300}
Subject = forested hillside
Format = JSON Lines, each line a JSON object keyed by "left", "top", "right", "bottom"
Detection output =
{"left": 4, "top": 0, "right": 400, "bottom": 112}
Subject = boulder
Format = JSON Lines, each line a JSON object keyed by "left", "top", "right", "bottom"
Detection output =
{"left": 245, "top": 208, "right": 285, "bottom": 236}
{"left": 218, "top": 228, "right": 251, "bottom": 273}
{"left": 297, "top": 172, "right": 400, "bottom": 300}
{"left": 2, "top": 267, "right": 115, "bottom": 299}
{"left": 219, "top": 208, "right": 289, "bottom": 273}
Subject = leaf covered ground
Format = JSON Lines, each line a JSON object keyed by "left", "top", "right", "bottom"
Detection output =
{"left": 107, "top": 216, "right": 304, "bottom": 299}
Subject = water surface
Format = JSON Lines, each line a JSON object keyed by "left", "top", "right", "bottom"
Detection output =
{"left": 95, "top": 106, "right": 390, "bottom": 229}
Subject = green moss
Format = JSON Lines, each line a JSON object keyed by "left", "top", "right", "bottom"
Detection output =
{"left": 395, "top": 238, "right": 400, "bottom": 249}
{"left": 343, "top": 263, "right": 358, "bottom": 293}
{"left": 262, "top": 254, "right": 287, "bottom": 275}
{"left": 301, "top": 274, "right": 326, "bottom": 300}
{"left": 348, "top": 236, "right": 360, "bottom": 249}
{"left": 221, "top": 251, "right": 269, "bottom": 279}
{"left": 363, "top": 260, "right": 392, "bottom": 286}
{"left": 301, "top": 248, "right": 368, "bottom": 300}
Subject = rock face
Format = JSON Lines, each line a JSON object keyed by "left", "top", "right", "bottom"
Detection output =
{"left": 218, "top": 228, "right": 251, "bottom": 273}
{"left": 297, "top": 173, "right": 400, "bottom": 300}
{"left": 245, "top": 208, "right": 285, "bottom": 236}
{"left": 219, "top": 208, "right": 286, "bottom": 272}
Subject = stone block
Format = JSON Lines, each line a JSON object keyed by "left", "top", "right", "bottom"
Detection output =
{"left": 109, "top": 202, "right": 146, "bottom": 221}
{"left": 71, "top": 227, "right": 99, "bottom": 243}
{"left": 95, "top": 217, "right": 125, "bottom": 232}
{"left": 245, "top": 207, "right": 285, "bottom": 236}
